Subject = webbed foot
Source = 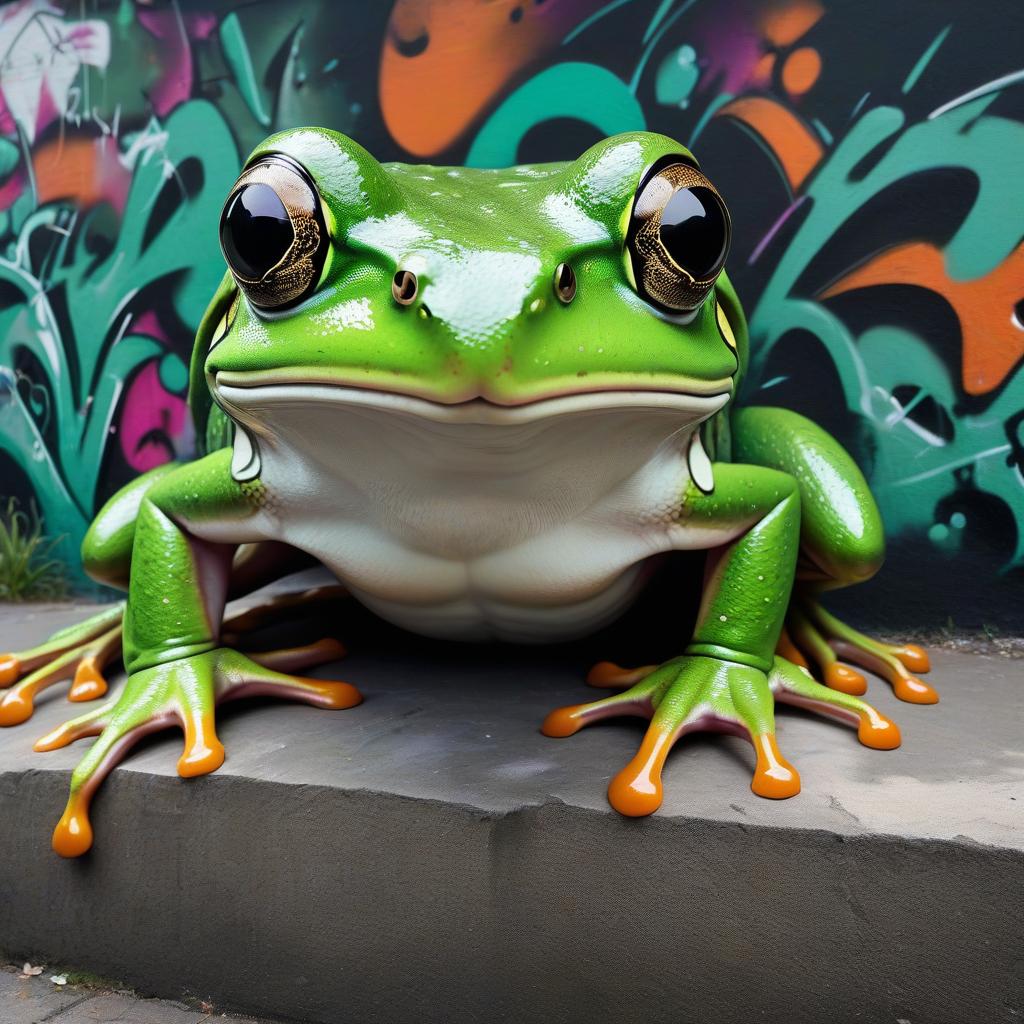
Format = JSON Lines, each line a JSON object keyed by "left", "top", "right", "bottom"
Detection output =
{"left": 36, "top": 640, "right": 358, "bottom": 857}
{"left": 0, "top": 606, "right": 124, "bottom": 725}
{"left": 543, "top": 654, "right": 899, "bottom": 817}
{"left": 783, "top": 600, "right": 937, "bottom": 704}
{"left": 0, "top": 585, "right": 351, "bottom": 726}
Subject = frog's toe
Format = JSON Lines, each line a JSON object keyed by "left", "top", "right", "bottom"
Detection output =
{"left": 541, "top": 686, "right": 655, "bottom": 738}
{"left": 829, "top": 644, "right": 938, "bottom": 705}
{"left": 830, "top": 635, "right": 938, "bottom": 704}
{"left": 176, "top": 709, "right": 225, "bottom": 777}
{"left": 607, "top": 718, "right": 677, "bottom": 816}
{"left": 584, "top": 661, "right": 658, "bottom": 689}
{"left": 822, "top": 662, "right": 868, "bottom": 696}
{"left": 890, "top": 643, "right": 930, "bottom": 674}
{"left": 770, "top": 656, "right": 902, "bottom": 749}
{"left": 785, "top": 608, "right": 867, "bottom": 695}
{"left": 0, "top": 651, "right": 83, "bottom": 726}
{"left": 34, "top": 703, "right": 112, "bottom": 752}
{"left": 0, "top": 653, "right": 21, "bottom": 687}
{"left": 51, "top": 709, "right": 174, "bottom": 858}
{"left": 0, "top": 623, "right": 122, "bottom": 725}
{"left": 790, "top": 600, "right": 938, "bottom": 704}
{"left": 220, "top": 642, "right": 361, "bottom": 711}
{"left": 749, "top": 733, "right": 801, "bottom": 799}
{"left": 0, "top": 605, "right": 123, "bottom": 690}
{"left": 775, "top": 627, "right": 809, "bottom": 669}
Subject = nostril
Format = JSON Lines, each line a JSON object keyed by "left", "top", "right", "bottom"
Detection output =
{"left": 554, "top": 263, "right": 577, "bottom": 304}
{"left": 392, "top": 269, "right": 419, "bottom": 306}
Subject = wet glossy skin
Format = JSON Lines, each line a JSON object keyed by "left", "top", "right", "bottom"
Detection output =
{"left": 201, "top": 130, "right": 740, "bottom": 407}
{"left": 0, "top": 130, "right": 936, "bottom": 857}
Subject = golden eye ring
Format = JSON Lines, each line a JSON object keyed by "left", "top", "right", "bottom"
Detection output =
{"left": 625, "top": 159, "right": 731, "bottom": 314}
{"left": 219, "top": 154, "right": 327, "bottom": 310}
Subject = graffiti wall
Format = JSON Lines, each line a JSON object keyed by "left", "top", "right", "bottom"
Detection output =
{"left": 0, "top": 0, "right": 1020, "bottom": 627}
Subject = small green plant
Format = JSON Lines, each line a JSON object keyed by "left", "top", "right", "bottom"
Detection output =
{"left": 0, "top": 498, "right": 68, "bottom": 601}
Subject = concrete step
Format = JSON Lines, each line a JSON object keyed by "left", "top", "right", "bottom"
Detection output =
{"left": 0, "top": 598, "right": 1020, "bottom": 1024}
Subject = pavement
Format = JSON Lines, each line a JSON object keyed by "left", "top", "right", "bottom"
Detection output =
{"left": 0, "top": 962, "right": 276, "bottom": 1023}
{"left": 0, "top": 586, "right": 1021, "bottom": 1024}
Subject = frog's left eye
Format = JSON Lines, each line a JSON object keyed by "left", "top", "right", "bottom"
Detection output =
{"left": 625, "top": 159, "right": 731, "bottom": 314}
{"left": 220, "top": 154, "right": 327, "bottom": 310}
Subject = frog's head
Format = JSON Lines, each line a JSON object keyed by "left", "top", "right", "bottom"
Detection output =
{"left": 199, "top": 129, "right": 746, "bottom": 469}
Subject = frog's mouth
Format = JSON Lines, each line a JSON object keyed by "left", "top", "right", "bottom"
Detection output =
{"left": 213, "top": 375, "right": 730, "bottom": 427}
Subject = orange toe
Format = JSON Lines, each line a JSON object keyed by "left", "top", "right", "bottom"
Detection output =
{"left": 68, "top": 659, "right": 108, "bottom": 702}
{"left": 309, "top": 680, "right": 363, "bottom": 710}
{"left": 607, "top": 728, "right": 673, "bottom": 817}
{"left": 178, "top": 712, "right": 226, "bottom": 777}
{"left": 53, "top": 795, "right": 94, "bottom": 858}
{"left": 825, "top": 662, "right": 868, "bottom": 696}
{"left": 892, "top": 643, "right": 930, "bottom": 674}
{"left": 34, "top": 727, "right": 72, "bottom": 752}
{"left": 540, "top": 705, "right": 585, "bottom": 738}
{"left": 177, "top": 738, "right": 226, "bottom": 778}
{"left": 586, "top": 661, "right": 630, "bottom": 687}
{"left": 857, "top": 711, "right": 901, "bottom": 750}
{"left": 751, "top": 734, "right": 801, "bottom": 799}
{"left": 0, "top": 654, "right": 20, "bottom": 687}
{"left": 776, "top": 628, "right": 809, "bottom": 669}
{"left": 0, "top": 691, "right": 33, "bottom": 727}
{"left": 893, "top": 675, "right": 939, "bottom": 704}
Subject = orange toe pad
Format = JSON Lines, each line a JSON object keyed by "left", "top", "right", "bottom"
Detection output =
{"left": 893, "top": 675, "right": 939, "bottom": 704}
{"left": 53, "top": 796, "right": 94, "bottom": 858}
{"left": 893, "top": 643, "right": 931, "bottom": 674}
{"left": 69, "top": 659, "right": 108, "bottom": 702}
{"left": 540, "top": 705, "right": 585, "bottom": 738}
{"left": 751, "top": 734, "right": 801, "bottom": 799}
{"left": 0, "top": 691, "right": 33, "bottom": 727}
{"left": 825, "top": 662, "right": 868, "bottom": 695}
{"left": 857, "top": 712, "right": 901, "bottom": 750}
{"left": 0, "top": 654, "right": 20, "bottom": 687}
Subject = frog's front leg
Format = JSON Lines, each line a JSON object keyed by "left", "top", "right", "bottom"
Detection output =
{"left": 39, "top": 450, "right": 361, "bottom": 857}
{"left": 542, "top": 464, "right": 900, "bottom": 816}
{"left": 732, "top": 406, "right": 936, "bottom": 704}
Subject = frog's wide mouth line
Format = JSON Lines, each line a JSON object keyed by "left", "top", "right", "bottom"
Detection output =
{"left": 214, "top": 376, "right": 731, "bottom": 426}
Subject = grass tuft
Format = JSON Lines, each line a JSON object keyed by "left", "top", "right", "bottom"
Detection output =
{"left": 0, "top": 497, "right": 68, "bottom": 601}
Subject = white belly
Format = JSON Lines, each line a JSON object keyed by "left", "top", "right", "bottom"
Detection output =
{"left": 215, "top": 385, "right": 737, "bottom": 643}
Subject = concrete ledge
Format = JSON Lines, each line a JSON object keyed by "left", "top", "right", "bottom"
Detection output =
{"left": 0, "top": 599, "right": 1021, "bottom": 1024}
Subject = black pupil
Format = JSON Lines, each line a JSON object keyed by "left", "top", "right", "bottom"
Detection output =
{"left": 658, "top": 186, "right": 728, "bottom": 279}
{"left": 221, "top": 182, "right": 294, "bottom": 280}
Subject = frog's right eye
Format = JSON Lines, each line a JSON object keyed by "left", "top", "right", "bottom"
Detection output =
{"left": 625, "top": 157, "right": 731, "bottom": 315}
{"left": 219, "top": 155, "right": 328, "bottom": 310}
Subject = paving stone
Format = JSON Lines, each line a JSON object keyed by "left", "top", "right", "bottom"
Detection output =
{"left": 0, "top": 968, "right": 89, "bottom": 1023}
{"left": 50, "top": 991, "right": 207, "bottom": 1023}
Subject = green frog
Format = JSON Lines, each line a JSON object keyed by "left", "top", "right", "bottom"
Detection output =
{"left": 0, "top": 130, "right": 936, "bottom": 857}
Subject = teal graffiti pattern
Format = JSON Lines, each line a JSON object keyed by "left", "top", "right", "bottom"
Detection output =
{"left": 0, "top": 0, "right": 1019, "bottom": 625}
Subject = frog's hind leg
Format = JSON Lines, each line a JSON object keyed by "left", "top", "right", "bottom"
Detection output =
{"left": 733, "top": 406, "right": 936, "bottom": 703}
